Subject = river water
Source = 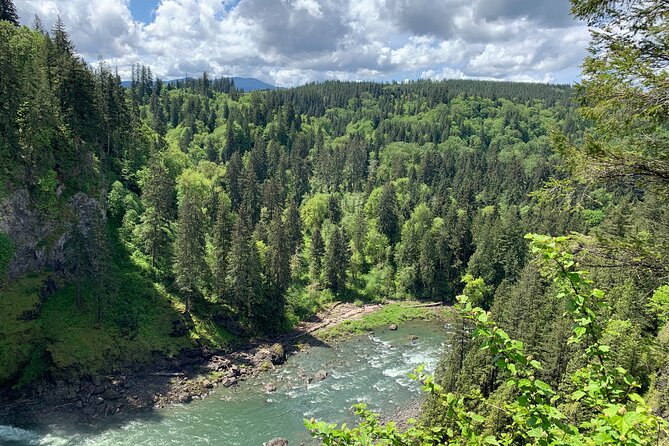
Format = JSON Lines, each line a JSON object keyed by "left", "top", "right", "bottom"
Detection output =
{"left": 0, "top": 321, "right": 448, "bottom": 446}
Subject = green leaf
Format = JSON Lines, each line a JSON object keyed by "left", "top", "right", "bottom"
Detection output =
{"left": 529, "top": 360, "right": 543, "bottom": 370}
{"left": 572, "top": 390, "right": 586, "bottom": 401}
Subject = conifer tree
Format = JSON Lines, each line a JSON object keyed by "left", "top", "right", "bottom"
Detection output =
{"left": 1, "top": 0, "right": 19, "bottom": 26}
{"left": 323, "top": 227, "right": 349, "bottom": 293}
{"left": 284, "top": 201, "right": 303, "bottom": 255}
{"left": 139, "top": 155, "right": 175, "bottom": 269}
{"left": 262, "top": 214, "right": 290, "bottom": 331}
{"left": 226, "top": 151, "right": 243, "bottom": 210}
{"left": 173, "top": 178, "right": 207, "bottom": 314}
{"left": 65, "top": 221, "right": 91, "bottom": 310}
{"left": 377, "top": 182, "right": 400, "bottom": 245}
{"left": 223, "top": 113, "right": 236, "bottom": 160}
{"left": 309, "top": 226, "right": 325, "bottom": 285}
{"left": 241, "top": 161, "right": 260, "bottom": 225}
{"left": 226, "top": 211, "right": 262, "bottom": 323}
{"left": 212, "top": 192, "right": 233, "bottom": 300}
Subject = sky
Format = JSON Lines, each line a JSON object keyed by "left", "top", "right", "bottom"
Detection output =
{"left": 13, "top": 0, "right": 590, "bottom": 87}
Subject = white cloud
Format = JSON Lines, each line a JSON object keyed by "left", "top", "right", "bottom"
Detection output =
{"left": 14, "top": 0, "right": 589, "bottom": 87}
{"left": 291, "top": 0, "right": 323, "bottom": 19}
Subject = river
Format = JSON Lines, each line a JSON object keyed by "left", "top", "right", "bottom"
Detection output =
{"left": 0, "top": 321, "right": 448, "bottom": 446}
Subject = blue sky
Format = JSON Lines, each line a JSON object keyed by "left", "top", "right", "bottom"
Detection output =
{"left": 14, "top": 0, "right": 590, "bottom": 87}
{"left": 129, "top": 0, "right": 157, "bottom": 23}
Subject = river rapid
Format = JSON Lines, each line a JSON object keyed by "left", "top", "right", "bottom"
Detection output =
{"left": 0, "top": 321, "right": 449, "bottom": 446}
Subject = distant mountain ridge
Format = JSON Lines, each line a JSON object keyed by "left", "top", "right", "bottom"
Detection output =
{"left": 120, "top": 76, "right": 278, "bottom": 91}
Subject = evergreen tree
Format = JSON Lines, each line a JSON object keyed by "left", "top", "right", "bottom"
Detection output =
{"left": 377, "top": 183, "right": 400, "bottom": 245}
{"left": 173, "top": 178, "right": 207, "bottom": 314}
{"left": 284, "top": 201, "right": 303, "bottom": 255}
{"left": 139, "top": 156, "right": 175, "bottom": 269}
{"left": 88, "top": 208, "right": 110, "bottom": 326}
{"left": 226, "top": 211, "right": 262, "bottom": 324}
{"left": 1, "top": 0, "right": 19, "bottom": 26}
{"left": 263, "top": 214, "right": 290, "bottom": 332}
{"left": 226, "top": 151, "right": 243, "bottom": 210}
{"left": 212, "top": 192, "right": 233, "bottom": 300}
{"left": 240, "top": 161, "right": 260, "bottom": 225}
{"left": 309, "top": 226, "right": 325, "bottom": 285}
{"left": 223, "top": 113, "right": 236, "bottom": 160}
{"left": 323, "top": 227, "right": 349, "bottom": 293}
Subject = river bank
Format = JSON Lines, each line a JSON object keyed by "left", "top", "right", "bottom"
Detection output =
{"left": 0, "top": 301, "right": 448, "bottom": 430}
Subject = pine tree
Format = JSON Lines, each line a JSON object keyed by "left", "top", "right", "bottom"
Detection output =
{"left": 226, "top": 151, "right": 243, "bottom": 210}
{"left": 327, "top": 194, "right": 342, "bottom": 223}
{"left": 89, "top": 210, "right": 110, "bottom": 326}
{"left": 263, "top": 214, "right": 290, "bottom": 332}
{"left": 32, "top": 15, "right": 45, "bottom": 33}
{"left": 223, "top": 113, "right": 236, "bottom": 160}
{"left": 310, "top": 226, "right": 325, "bottom": 285}
{"left": 1, "top": 0, "right": 19, "bottom": 26}
{"left": 377, "top": 183, "right": 400, "bottom": 245}
{"left": 139, "top": 156, "right": 175, "bottom": 269}
{"left": 323, "top": 227, "right": 349, "bottom": 293}
{"left": 173, "top": 183, "right": 207, "bottom": 314}
{"left": 52, "top": 16, "right": 74, "bottom": 55}
{"left": 212, "top": 192, "right": 233, "bottom": 300}
{"left": 284, "top": 201, "right": 303, "bottom": 255}
{"left": 240, "top": 161, "right": 260, "bottom": 225}
{"left": 226, "top": 211, "right": 262, "bottom": 323}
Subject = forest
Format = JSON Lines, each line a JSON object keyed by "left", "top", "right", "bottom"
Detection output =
{"left": 0, "top": 0, "right": 668, "bottom": 444}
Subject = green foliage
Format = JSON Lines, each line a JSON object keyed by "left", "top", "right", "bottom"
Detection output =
{"left": 307, "top": 236, "right": 669, "bottom": 445}
{"left": 649, "top": 286, "right": 669, "bottom": 326}
{"left": 1, "top": 17, "right": 588, "bottom": 387}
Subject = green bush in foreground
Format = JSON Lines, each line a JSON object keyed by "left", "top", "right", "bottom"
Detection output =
{"left": 305, "top": 234, "right": 669, "bottom": 445}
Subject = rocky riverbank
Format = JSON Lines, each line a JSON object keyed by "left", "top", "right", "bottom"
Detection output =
{"left": 0, "top": 302, "right": 446, "bottom": 429}
{"left": 0, "top": 341, "right": 291, "bottom": 427}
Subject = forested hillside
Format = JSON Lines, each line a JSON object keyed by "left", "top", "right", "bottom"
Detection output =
{"left": 2, "top": 1, "right": 668, "bottom": 443}
{"left": 0, "top": 14, "right": 584, "bottom": 389}
{"left": 307, "top": 0, "right": 669, "bottom": 444}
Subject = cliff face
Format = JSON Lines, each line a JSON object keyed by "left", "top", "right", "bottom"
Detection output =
{"left": 0, "top": 189, "right": 104, "bottom": 281}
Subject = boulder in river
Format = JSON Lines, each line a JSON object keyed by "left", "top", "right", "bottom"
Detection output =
{"left": 389, "top": 324, "right": 398, "bottom": 330}
{"left": 264, "top": 382, "right": 277, "bottom": 393}
{"left": 264, "top": 438, "right": 288, "bottom": 446}
{"left": 314, "top": 370, "right": 328, "bottom": 381}
{"left": 177, "top": 393, "right": 193, "bottom": 404}
{"left": 269, "top": 343, "right": 286, "bottom": 365}
{"left": 222, "top": 377, "right": 238, "bottom": 387}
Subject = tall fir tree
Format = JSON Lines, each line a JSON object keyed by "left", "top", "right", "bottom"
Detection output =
{"left": 377, "top": 182, "right": 400, "bottom": 245}
{"left": 173, "top": 183, "right": 207, "bottom": 314}
{"left": 212, "top": 192, "right": 233, "bottom": 300}
{"left": 139, "top": 155, "right": 175, "bottom": 269}
{"left": 1, "top": 0, "right": 19, "bottom": 25}
{"left": 226, "top": 210, "right": 262, "bottom": 324}
{"left": 323, "top": 226, "right": 349, "bottom": 293}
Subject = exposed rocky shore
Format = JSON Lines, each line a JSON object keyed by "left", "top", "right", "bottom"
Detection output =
{"left": 0, "top": 341, "right": 290, "bottom": 427}
{"left": 0, "top": 302, "right": 445, "bottom": 430}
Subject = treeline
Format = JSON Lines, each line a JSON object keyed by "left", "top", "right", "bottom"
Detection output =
{"left": 108, "top": 66, "right": 582, "bottom": 335}
{"left": 0, "top": 16, "right": 584, "bottom": 338}
{"left": 307, "top": 0, "right": 669, "bottom": 443}
{"left": 0, "top": 5, "right": 592, "bottom": 386}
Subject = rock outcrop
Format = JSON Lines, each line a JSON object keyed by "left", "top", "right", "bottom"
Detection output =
{"left": 0, "top": 189, "right": 105, "bottom": 280}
